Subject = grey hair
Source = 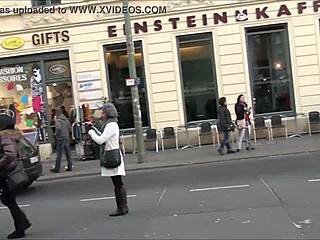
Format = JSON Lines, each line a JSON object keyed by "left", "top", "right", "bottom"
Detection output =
{"left": 100, "top": 103, "right": 118, "bottom": 119}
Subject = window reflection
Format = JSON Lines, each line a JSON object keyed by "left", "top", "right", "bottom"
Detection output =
{"left": 247, "top": 25, "right": 294, "bottom": 114}
{"left": 105, "top": 42, "right": 149, "bottom": 129}
{"left": 178, "top": 33, "right": 218, "bottom": 122}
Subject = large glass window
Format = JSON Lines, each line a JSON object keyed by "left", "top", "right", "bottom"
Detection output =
{"left": 246, "top": 24, "right": 294, "bottom": 115}
{"left": 105, "top": 41, "right": 149, "bottom": 129}
{"left": 177, "top": 33, "right": 218, "bottom": 122}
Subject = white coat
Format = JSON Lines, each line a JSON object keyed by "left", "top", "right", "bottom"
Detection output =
{"left": 88, "top": 122, "right": 126, "bottom": 177}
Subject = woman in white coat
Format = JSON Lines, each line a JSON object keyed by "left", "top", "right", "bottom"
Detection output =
{"left": 88, "top": 103, "right": 128, "bottom": 217}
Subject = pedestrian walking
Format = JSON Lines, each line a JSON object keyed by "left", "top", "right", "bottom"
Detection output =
{"left": 88, "top": 103, "right": 129, "bottom": 217}
{"left": 51, "top": 109, "right": 72, "bottom": 173}
{"left": 0, "top": 111, "right": 32, "bottom": 239}
{"left": 217, "top": 97, "right": 236, "bottom": 155}
{"left": 235, "top": 94, "right": 249, "bottom": 152}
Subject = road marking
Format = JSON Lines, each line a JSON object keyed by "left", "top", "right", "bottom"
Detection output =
{"left": 80, "top": 195, "right": 136, "bottom": 202}
{"left": 260, "top": 178, "right": 279, "bottom": 200}
{"left": 0, "top": 204, "right": 31, "bottom": 210}
{"left": 157, "top": 189, "right": 167, "bottom": 206}
{"left": 189, "top": 184, "right": 250, "bottom": 192}
{"left": 308, "top": 179, "right": 320, "bottom": 182}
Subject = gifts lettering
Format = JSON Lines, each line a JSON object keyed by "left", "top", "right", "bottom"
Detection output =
{"left": 32, "top": 30, "right": 70, "bottom": 46}
{"left": 107, "top": 1, "right": 319, "bottom": 37}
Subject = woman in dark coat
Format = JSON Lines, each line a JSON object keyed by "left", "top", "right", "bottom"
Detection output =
{"left": 217, "top": 97, "right": 236, "bottom": 155}
{"left": 0, "top": 111, "right": 31, "bottom": 239}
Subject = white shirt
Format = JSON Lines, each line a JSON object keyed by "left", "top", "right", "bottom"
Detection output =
{"left": 88, "top": 122, "right": 126, "bottom": 177}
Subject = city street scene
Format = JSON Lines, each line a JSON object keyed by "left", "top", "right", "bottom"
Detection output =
{"left": 1, "top": 0, "right": 320, "bottom": 239}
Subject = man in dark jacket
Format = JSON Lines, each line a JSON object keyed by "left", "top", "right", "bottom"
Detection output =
{"left": 51, "top": 109, "right": 72, "bottom": 173}
{"left": 217, "top": 97, "right": 236, "bottom": 155}
{"left": 0, "top": 112, "right": 32, "bottom": 239}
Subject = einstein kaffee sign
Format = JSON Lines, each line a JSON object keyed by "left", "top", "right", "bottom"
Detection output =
{"left": 107, "top": 1, "right": 320, "bottom": 37}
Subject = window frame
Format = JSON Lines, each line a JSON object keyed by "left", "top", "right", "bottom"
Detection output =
{"left": 245, "top": 23, "right": 296, "bottom": 117}
{"left": 103, "top": 41, "right": 150, "bottom": 130}
{"left": 176, "top": 32, "right": 219, "bottom": 124}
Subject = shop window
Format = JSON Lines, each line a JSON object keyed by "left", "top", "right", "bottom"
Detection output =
{"left": 32, "top": 0, "right": 61, "bottom": 7}
{"left": 105, "top": 41, "right": 149, "bottom": 129}
{"left": 0, "top": 62, "right": 44, "bottom": 132}
{"left": 177, "top": 33, "right": 218, "bottom": 122}
{"left": 246, "top": 24, "right": 295, "bottom": 115}
{"left": 0, "top": 51, "right": 73, "bottom": 145}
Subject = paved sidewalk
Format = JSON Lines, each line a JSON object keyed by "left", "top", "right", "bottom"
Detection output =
{"left": 38, "top": 134, "right": 320, "bottom": 182}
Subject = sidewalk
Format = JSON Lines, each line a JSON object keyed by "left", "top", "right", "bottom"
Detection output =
{"left": 38, "top": 134, "right": 320, "bottom": 182}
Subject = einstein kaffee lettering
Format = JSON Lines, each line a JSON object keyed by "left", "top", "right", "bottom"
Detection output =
{"left": 107, "top": 1, "right": 320, "bottom": 37}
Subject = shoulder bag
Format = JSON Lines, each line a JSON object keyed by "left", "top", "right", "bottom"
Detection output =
{"left": 0, "top": 137, "right": 29, "bottom": 191}
{"left": 6, "top": 161, "right": 29, "bottom": 191}
{"left": 101, "top": 149, "right": 121, "bottom": 169}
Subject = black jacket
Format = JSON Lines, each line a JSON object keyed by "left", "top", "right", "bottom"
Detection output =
{"left": 235, "top": 102, "right": 246, "bottom": 120}
{"left": 217, "top": 105, "right": 232, "bottom": 132}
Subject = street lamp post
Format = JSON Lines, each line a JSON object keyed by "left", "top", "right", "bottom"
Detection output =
{"left": 123, "top": 0, "right": 145, "bottom": 163}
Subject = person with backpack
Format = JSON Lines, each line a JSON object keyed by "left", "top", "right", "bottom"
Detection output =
{"left": 0, "top": 110, "right": 32, "bottom": 239}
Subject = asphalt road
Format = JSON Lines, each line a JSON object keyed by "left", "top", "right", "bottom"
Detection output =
{"left": 1, "top": 152, "right": 320, "bottom": 239}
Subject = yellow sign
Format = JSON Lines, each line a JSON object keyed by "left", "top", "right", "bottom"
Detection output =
{"left": 1, "top": 37, "right": 25, "bottom": 50}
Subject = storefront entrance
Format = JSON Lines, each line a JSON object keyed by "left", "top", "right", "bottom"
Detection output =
{"left": 0, "top": 50, "right": 73, "bottom": 144}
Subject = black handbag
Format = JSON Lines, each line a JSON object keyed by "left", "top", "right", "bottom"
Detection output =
{"left": 6, "top": 161, "right": 29, "bottom": 191}
{"left": 101, "top": 149, "right": 121, "bottom": 169}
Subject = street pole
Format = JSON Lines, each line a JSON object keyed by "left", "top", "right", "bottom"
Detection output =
{"left": 123, "top": 0, "right": 145, "bottom": 163}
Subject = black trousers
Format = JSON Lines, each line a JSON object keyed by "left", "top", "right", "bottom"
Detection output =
{"left": 0, "top": 176, "right": 28, "bottom": 231}
{"left": 111, "top": 176, "right": 123, "bottom": 190}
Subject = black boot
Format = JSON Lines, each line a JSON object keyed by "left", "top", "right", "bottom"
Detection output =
{"left": 109, "top": 188, "right": 126, "bottom": 217}
{"left": 217, "top": 148, "right": 224, "bottom": 156}
{"left": 120, "top": 186, "right": 129, "bottom": 214}
{"left": 7, "top": 204, "right": 30, "bottom": 239}
{"left": 7, "top": 231, "right": 25, "bottom": 239}
{"left": 227, "top": 149, "right": 236, "bottom": 154}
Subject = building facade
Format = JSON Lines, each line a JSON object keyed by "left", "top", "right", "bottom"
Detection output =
{"left": 0, "top": 0, "right": 320, "bottom": 143}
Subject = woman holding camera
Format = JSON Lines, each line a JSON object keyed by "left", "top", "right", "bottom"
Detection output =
{"left": 87, "top": 103, "right": 128, "bottom": 217}
{"left": 217, "top": 97, "right": 236, "bottom": 155}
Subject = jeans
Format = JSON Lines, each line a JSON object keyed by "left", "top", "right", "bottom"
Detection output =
{"left": 54, "top": 139, "right": 72, "bottom": 171}
{"left": 244, "top": 124, "right": 253, "bottom": 148}
{"left": 0, "top": 177, "right": 29, "bottom": 232}
{"left": 220, "top": 130, "right": 231, "bottom": 150}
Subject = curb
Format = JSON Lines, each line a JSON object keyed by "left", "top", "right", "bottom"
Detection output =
{"left": 36, "top": 149, "right": 320, "bottom": 183}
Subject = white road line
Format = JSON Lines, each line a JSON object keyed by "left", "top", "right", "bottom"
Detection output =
{"left": 0, "top": 204, "right": 31, "bottom": 210}
{"left": 260, "top": 178, "right": 278, "bottom": 200}
{"left": 80, "top": 195, "right": 136, "bottom": 202}
{"left": 157, "top": 189, "right": 167, "bottom": 206}
{"left": 308, "top": 179, "right": 320, "bottom": 182}
{"left": 189, "top": 184, "right": 250, "bottom": 192}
